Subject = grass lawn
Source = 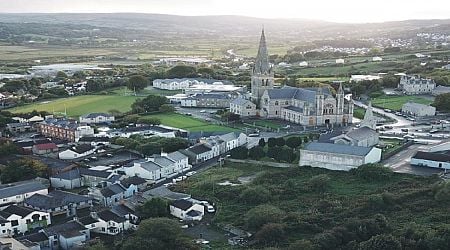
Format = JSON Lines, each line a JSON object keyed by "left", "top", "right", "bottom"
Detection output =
{"left": 141, "top": 113, "right": 238, "bottom": 132}
{"left": 9, "top": 95, "right": 139, "bottom": 117}
{"left": 353, "top": 107, "right": 366, "bottom": 119}
{"left": 249, "top": 120, "right": 283, "bottom": 129}
{"left": 371, "top": 95, "right": 433, "bottom": 111}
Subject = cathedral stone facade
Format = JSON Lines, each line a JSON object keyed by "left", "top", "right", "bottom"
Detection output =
{"left": 237, "top": 29, "right": 354, "bottom": 126}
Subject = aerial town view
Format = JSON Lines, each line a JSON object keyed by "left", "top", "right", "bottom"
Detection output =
{"left": 0, "top": 0, "right": 449, "bottom": 249}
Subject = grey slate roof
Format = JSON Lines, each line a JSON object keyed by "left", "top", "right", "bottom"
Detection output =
{"left": 78, "top": 216, "right": 99, "bottom": 226}
{"left": 80, "top": 113, "right": 113, "bottom": 119}
{"left": 97, "top": 209, "right": 126, "bottom": 223}
{"left": 345, "top": 127, "right": 378, "bottom": 141}
{"left": 112, "top": 204, "right": 135, "bottom": 217}
{"left": 167, "top": 151, "right": 188, "bottom": 162}
{"left": 0, "top": 180, "right": 47, "bottom": 200}
{"left": 43, "top": 221, "right": 86, "bottom": 238}
{"left": 152, "top": 156, "right": 175, "bottom": 166}
{"left": 100, "top": 183, "right": 126, "bottom": 197}
{"left": 303, "top": 142, "right": 373, "bottom": 156}
{"left": 219, "top": 132, "right": 238, "bottom": 142}
{"left": 2, "top": 205, "right": 35, "bottom": 217}
{"left": 25, "top": 190, "right": 92, "bottom": 210}
{"left": 267, "top": 86, "right": 331, "bottom": 103}
{"left": 120, "top": 176, "right": 146, "bottom": 188}
{"left": 171, "top": 199, "right": 193, "bottom": 211}
{"left": 188, "top": 143, "right": 212, "bottom": 155}
{"left": 136, "top": 161, "right": 162, "bottom": 172}
{"left": 413, "top": 151, "right": 450, "bottom": 162}
{"left": 284, "top": 105, "right": 304, "bottom": 113}
{"left": 79, "top": 168, "right": 113, "bottom": 179}
{"left": 231, "top": 98, "right": 253, "bottom": 106}
{"left": 52, "top": 169, "right": 81, "bottom": 180}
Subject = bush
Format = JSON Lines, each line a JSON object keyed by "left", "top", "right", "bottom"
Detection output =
{"left": 230, "top": 146, "right": 248, "bottom": 159}
{"left": 359, "top": 234, "right": 402, "bottom": 250}
{"left": 249, "top": 146, "right": 265, "bottom": 160}
{"left": 255, "top": 223, "right": 286, "bottom": 246}
{"left": 267, "top": 137, "right": 277, "bottom": 147}
{"left": 352, "top": 164, "right": 393, "bottom": 181}
{"left": 245, "top": 204, "right": 284, "bottom": 231}
{"left": 286, "top": 136, "right": 302, "bottom": 148}
{"left": 239, "top": 186, "right": 271, "bottom": 205}
{"left": 307, "top": 174, "right": 331, "bottom": 193}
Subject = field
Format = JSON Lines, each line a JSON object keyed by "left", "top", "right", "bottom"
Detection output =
{"left": 9, "top": 95, "right": 139, "bottom": 117}
{"left": 174, "top": 162, "right": 449, "bottom": 248}
{"left": 353, "top": 107, "right": 366, "bottom": 119}
{"left": 141, "top": 113, "right": 237, "bottom": 132}
{"left": 371, "top": 95, "right": 433, "bottom": 110}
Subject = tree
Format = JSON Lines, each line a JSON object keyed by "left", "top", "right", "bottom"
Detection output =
{"left": 230, "top": 146, "right": 248, "bottom": 159}
{"left": 137, "top": 117, "right": 161, "bottom": 125}
{"left": 87, "top": 241, "right": 108, "bottom": 250}
{"left": 359, "top": 234, "right": 402, "bottom": 250}
{"left": 127, "top": 75, "right": 148, "bottom": 92}
{"left": 258, "top": 138, "right": 266, "bottom": 147}
{"left": 276, "top": 137, "right": 285, "bottom": 147}
{"left": 245, "top": 204, "right": 284, "bottom": 230}
{"left": 159, "top": 104, "right": 175, "bottom": 113}
{"left": 277, "top": 147, "right": 296, "bottom": 163}
{"left": 352, "top": 164, "right": 393, "bottom": 181}
{"left": 288, "top": 240, "right": 315, "bottom": 250}
{"left": 267, "top": 137, "right": 277, "bottom": 147}
{"left": 239, "top": 186, "right": 271, "bottom": 205}
{"left": 286, "top": 136, "right": 302, "bottom": 149}
{"left": 137, "top": 198, "right": 169, "bottom": 219}
{"left": 255, "top": 223, "right": 286, "bottom": 246}
{"left": 307, "top": 174, "right": 331, "bottom": 193}
{"left": 433, "top": 93, "right": 450, "bottom": 112}
{"left": 121, "top": 218, "right": 198, "bottom": 250}
{"left": 267, "top": 146, "right": 282, "bottom": 159}
{"left": 248, "top": 146, "right": 265, "bottom": 160}
{"left": 131, "top": 95, "right": 168, "bottom": 113}
{"left": 166, "top": 65, "right": 197, "bottom": 78}
{"left": 56, "top": 71, "right": 68, "bottom": 78}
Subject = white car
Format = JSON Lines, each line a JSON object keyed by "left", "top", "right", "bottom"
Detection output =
{"left": 206, "top": 205, "right": 215, "bottom": 213}
{"left": 186, "top": 171, "right": 197, "bottom": 176}
{"left": 200, "top": 110, "right": 206, "bottom": 113}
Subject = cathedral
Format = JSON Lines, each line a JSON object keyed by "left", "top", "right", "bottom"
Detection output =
{"left": 244, "top": 29, "right": 354, "bottom": 126}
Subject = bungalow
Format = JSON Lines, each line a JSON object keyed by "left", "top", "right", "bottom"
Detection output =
{"left": 78, "top": 136, "right": 111, "bottom": 147}
{"left": 58, "top": 144, "right": 96, "bottom": 160}
{"left": 123, "top": 160, "right": 162, "bottom": 181}
{"left": 91, "top": 210, "right": 132, "bottom": 235}
{"left": 79, "top": 113, "right": 115, "bottom": 124}
{"left": 0, "top": 180, "right": 48, "bottom": 207}
{"left": 0, "top": 205, "right": 51, "bottom": 237}
{"left": 32, "top": 142, "right": 58, "bottom": 155}
{"left": 120, "top": 176, "right": 148, "bottom": 192}
{"left": 24, "top": 190, "right": 93, "bottom": 217}
{"left": 411, "top": 151, "right": 450, "bottom": 170}
{"left": 181, "top": 143, "right": 214, "bottom": 164}
{"left": 169, "top": 199, "right": 204, "bottom": 221}
{"left": 89, "top": 183, "right": 136, "bottom": 207}
{"left": 50, "top": 169, "right": 82, "bottom": 189}
{"left": 42, "top": 220, "right": 90, "bottom": 250}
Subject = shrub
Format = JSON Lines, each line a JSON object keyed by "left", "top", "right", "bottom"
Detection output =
{"left": 245, "top": 204, "right": 284, "bottom": 231}
{"left": 239, "top": 186, "right": 271, "bottom": 205}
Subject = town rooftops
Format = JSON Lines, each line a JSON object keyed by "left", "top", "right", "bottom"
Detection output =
{"left": 33, "top": 142, "right": 58, "bottom": 151}
{"left": 303, "top": 142, "right": 373, "bottom": 156}
{"left": 16, "top": 232, "right": 48, "bottom": 243}
{"left": 79, "top": 168, "right": 113, "bottom": 179}
{"left": 112, "top": 204, "right": 135, "bottom": 217}
{"left": 69, "top": 144, "right": 95, "bottom": 154}
{"left": 167, "top": 151, "right": 188, "bottom": 162}
{"left": 187, "top": 143, "right": 212, "bottom": 155}
{"left": 412, "top": 151, "right": 450, "bottom": 163}
{"left": 78, "top": 136, "right": 111, "bottom": 143}
{"left": 0, "top": 180, "right": 47, "bottom": 200}
{"left": 120, "top": 176, "right": 146, "bottom": 188}
{"left": 80, "top": 113, "right": 113, "bottom": 119}
{"left": 2, "top": 205, "right": 36, "bottom": 217}
{"left": 40, "top": 118, "right": 83, "bottom": 130}
{"left": 135, "top": 160, "right": 163, "bottom": 172}
{"left": 78, "top": 216, "right": 99, "bottom": 226}
{"left": 152, "top": 155, "right": 175, "bottom": 166}
{"left": 171, "top": 199, "right": 193, "bottom": 211}
{"left": 154, "top": 78, "right": 231, "bottom": 85}
{"left": 231, "top": 97, "right": 253, "bottom": 106}
{"left": 43, "top": 220, "right": 86, "bottom": 238}
{"left": 100, "top": 183, "right": 126, "bottom": 197}
{"left": 97, "top": 209, "right": 126, "bottom": 223}
{"left": 25, "top": 190, "right": 92, "bottom": 210}
{"left": 345, "top": 127, "right": 378, "bottom": 141}
{"left": 52, "top": 169, "right": 81, "bottom": 180}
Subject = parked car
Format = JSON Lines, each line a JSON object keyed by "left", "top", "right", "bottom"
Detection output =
{"left": 206, "top": 205, "right": 215, "bottom": 213}
{"left": 186, "top": 171, "right": 197, "bottom": 177}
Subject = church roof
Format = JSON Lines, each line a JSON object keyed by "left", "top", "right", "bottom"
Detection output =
{"left": 266, "top": 86, "right": 331, "bottom": 103}
{"left": 253, "top": 29, "right": 272, "bottom": 75}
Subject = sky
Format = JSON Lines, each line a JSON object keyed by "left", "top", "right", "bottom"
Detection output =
{"left": 0, "top": 0, "right": 449, "bottom": 23}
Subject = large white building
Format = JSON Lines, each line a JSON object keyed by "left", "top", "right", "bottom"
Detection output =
{"left": 299, "top": 142, "right": 382, "bottom": 171}
{"left": 411, "top": 151, "right": 450, "bottom": 170}
{"left": 153, "top": 78, "right": 229, "bottom": 90}
{"left": 79, "top": 113, "right": 115, "bottom": 124}
{"left": 398, "top": 75, "right": 436, "bottom": 95}
{"left": 402, "top": 102, "right": 436, "bottom": 116}
{"left": 0, "top": 180, "right": 48, "bottom": 207}
{"left": 0, "top": 205, "right": 51, "bottom": 237}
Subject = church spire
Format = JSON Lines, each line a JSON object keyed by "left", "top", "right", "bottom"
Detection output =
{"left": 254, "top": 28, "right": 271, "bottom": 74}
{"left": 338, "top": 82, "right": 344, "bottom": 94}
{"left": 361, "top": 101, "right": 376, "bottom": 130}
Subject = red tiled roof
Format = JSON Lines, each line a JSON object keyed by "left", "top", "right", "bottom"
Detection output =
{"left": 34, "top": 143, "right": 58, "bottom": 150}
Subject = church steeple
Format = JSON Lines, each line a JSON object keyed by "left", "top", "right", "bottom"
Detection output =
{"left": 361, "top": 101, "right": 376, "bottom": 130}
{"left": 254, "top": 29, "right": 271, "bottom": 74}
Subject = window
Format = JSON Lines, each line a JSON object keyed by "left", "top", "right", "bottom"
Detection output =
{"left": 11, "top": 220, "right": 18, "bottom": 226}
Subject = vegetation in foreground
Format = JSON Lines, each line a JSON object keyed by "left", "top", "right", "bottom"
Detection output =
{"left": 174, "top": 163, "right": 450, "bottom": 249}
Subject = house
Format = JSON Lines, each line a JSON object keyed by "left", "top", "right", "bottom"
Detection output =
{"left": 50, "top": 169, "right": 82, "bottom": 189}
{"left": 0, "top": 180, "right": 48, "bottom": 207}
{"left": 89, "top": 183, "right": 136, "bottom": 207}
{"left": 432, "top": 85, "right": 450, "bottom": 96}
{"left": 181, "top": 143, "right": 214, "bottom": 164}
{"left": 112, "top": 204, "right": 139, "bottom": 225}
{"left": 124, "top": 160, "right": 163, "bottom": 181}
{"left": 42, "top": 220, "right": 90, "bottom": 250}
{"left": 411, "top": 151, "right": 450, "bottom": 170}
{"left": 402, "top": 102, "right": 436, "bottom": 117}
{"left": 79, "top": 113, "right": 115, "bottom": 124}
{"left": 78, "top": 136, "right": 111, "bottom": 147}
{"left": 107, "top": 125, "right": 177, "bottom": 138}
{"left": 32, "top": 142, "right": 58, "bottom": 155}
{"left": 38, "top": 118, "right": 94, "bottom": 142}
{"left": 153, "top": 78, "right": 231, "bottom": 90}
{"left": 330, "top": 127, "right": 379, "bottom": 148}
{"left": 0, "top": 205, "right": 51, "bottom": 236}
{"left": 27, "top": 155, "right": 75, "bottom": 176}
{"left": 230, "top": 98, "right": 257, "bottom": 117}
{"left": 6, "top": 122, "right": 32, "bottom": 133}
{"left": 58, "top": 144, "right": 96, "bottom": 160}
{"left": 166, "top": 151, "right": 191, "bottom": 173}
{"left": 24, "top": 190, "right": 93, "bottom": 217}
{"left": 0, "top": 236, "right": 42, "bottom": 250}
{"left": 79, "top": 168, "right": 118, "bottom": 188}
{"left": 180, "top": 93, "right": 233, "bottom": 108}
{"left": 398, "top": 75, "right": 436, "bottom": 95}
{"left": 91, "top": 210, "right": 133, "bottom": 235}
{"left": 169, "top": 199, "right": 204, "bottom": 221}
{"left": 299, "top": 142, "right": 382, "bottom": 171}
{"left": 219, "top": 132, "right": 247, "bottom": 151}
{"left": 120, "top": 176, "right": 148, "bottom": 192}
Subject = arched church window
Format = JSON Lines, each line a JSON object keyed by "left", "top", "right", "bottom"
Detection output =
{"left": 275, "top": 101, "right": 279, "bottom": 106}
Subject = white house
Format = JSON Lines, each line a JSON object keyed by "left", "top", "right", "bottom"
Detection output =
{"left": 58, "top": 144, "right": 96, "bottom": 160}
{"left": 398, "top": 75, "right": 436, "bottom": 95}
{"left": 169, "top": 199, "right": 205, "bottom": 221}
{"left": 124, "top": 160, "right": 163, "bottom": 181}
{"left": 90, "top": 210, "right": 133, "bottom": 235}
{"left": 43, "top": 221, "right": 90, "bottom": 250}
{"left": 166, "top": 151, "right": 191, "bottom": 173}
{"left": 230, "top": 98, "right": 257, "bottom": 117}
{"left": 0, "top": 180, "right": 48, "bottom": 207}
{"left": 411, "top": 151, "right": 450, "bottom": 170}
{"left": 402, "top": 102, "right": 436, "bottom": 117}
{"left": 24, "top": 190, "right": 93, "bottom": 217}
{"left": 50, "top": 169, "right": 82, "bottom": 189}
{"left": 330, "top": 127, "right": 379, "bottom": 148}
{"left": 79, "top": 113, "right": 115, "bottom": 124}
{"left": 89, "top": 183, "right": 136, "bottom": 207}
{"left": 299, "top": 142, "right": 382, "bottom": 171}
{"left": 182, "top": 143, "right": 214, "bottom": 164}
{"left": 0, "top": 205, "right": 51, "bottom": 237}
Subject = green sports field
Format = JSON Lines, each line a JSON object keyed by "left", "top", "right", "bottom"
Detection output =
{"left": 371, "top": 95, "right": 433, "bottom": 111}
{"left": 9, "top": 95, "right": 139, "bottom": 117}
{"left": 141, "top": 113, "right": 237, "bottom": 132}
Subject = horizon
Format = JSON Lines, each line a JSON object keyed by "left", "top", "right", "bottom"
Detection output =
{"left": 0, "top": 0, "right": 449, "bottom": 23}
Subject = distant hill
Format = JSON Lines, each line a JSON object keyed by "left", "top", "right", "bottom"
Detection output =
{"left": 0, "top": 13, "right": 449, "bottom": 41}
